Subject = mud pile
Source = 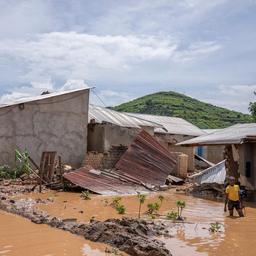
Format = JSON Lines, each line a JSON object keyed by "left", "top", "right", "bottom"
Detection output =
{"left": 0, "top": 196, "right": 172, "bottom": 256}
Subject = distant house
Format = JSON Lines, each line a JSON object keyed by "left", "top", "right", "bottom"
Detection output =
{"left": 0, "top": 88, "right": 90, "bottom": 167}
{"left": 86, "top": 105, "right": 162, "bottom": 169}
{"left": 126, "top": 113, "right": 206, "bottom": 171}
{"left": 197, "top": 129, "right": 225, "bottom": 164}
{"left": 177, "top": 123, "right": 256, "bottom": 197}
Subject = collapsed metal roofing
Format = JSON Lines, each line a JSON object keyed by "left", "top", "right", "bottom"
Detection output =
{"left": 64, "top": 130, "right": 177, "bottom": 195}
{"left": 189, "top": 160, "right": 226, "bottom": 185}
{"left": 126, "top": 113, "right": 205, "bottom": 136}
{"left": 0, "top": 88, "right": 90, "bottom": 109}
{"left": 89, "top": 104, "right": 162, "bottom": 129}
{"left": 115, "top": 130, "right": 177, "bottom": 187}
{"left": 63, "top": 167, "right": 148, "bottom": 195}
{"left": 177, "top": 123, "right": 256, "bottom": 146}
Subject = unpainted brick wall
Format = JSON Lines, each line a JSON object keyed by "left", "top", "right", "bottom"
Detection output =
{"left": 83, "top": 145, "right": 128, "bottom": 170}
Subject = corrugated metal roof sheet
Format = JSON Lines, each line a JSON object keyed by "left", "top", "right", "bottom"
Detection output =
{"left": 89, "top": 105, "right": 162, "bottom": 129}
{"left": 126, "top": 113, "right": 205, "bottom": 136}
{"left": 177, "top": 123, "right": 256, "bottom": 146}
{"left": 63, "top": 167, "right": 148, "bottom": 195}
{"left": 0, "top": 88, "right": 90, "bottom": 109}
{"left": 115, "top": 130, "right": 177, "bottom": 187}
{"left": 202, "top": 129, "right": 221, "bottom": 134}
{"left": 189, "top": 160, "right": 226, "bottom": 185}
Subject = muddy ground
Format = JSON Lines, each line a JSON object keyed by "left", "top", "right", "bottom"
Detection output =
{"left": 0, "top": 182, "right": 173, "bottom": 256}
{"left": 1, "top": 181, "right": 256, "bottom": 256}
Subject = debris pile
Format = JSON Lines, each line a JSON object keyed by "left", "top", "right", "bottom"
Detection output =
{"left": 64, "top": 130, "right": 179, "bottom": 195}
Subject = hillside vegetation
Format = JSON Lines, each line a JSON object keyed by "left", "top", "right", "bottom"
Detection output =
{"left": 113, "top": 91, "right": 253, "bottom": 129}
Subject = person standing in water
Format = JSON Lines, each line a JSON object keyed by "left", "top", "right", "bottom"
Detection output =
{"left": 224, "top": 176, "right": 244, "bottom": 217}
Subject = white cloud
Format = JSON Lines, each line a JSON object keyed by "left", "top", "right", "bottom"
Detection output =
{"left": 0, "top": 78, "right": 91, "bottom": 105}
{"left": 0, "top": 79, "right": 54, "bottom": 104}
{"left": 0, "top": 32, "right": 221, "bottom": 84}
{"left": 94, "top": 89, "right": 135, "bottom": 106}
{"left": 201, "top": 84, "right": 256, "bottom": 113}
{"left": 59, "top": 80, "right": 90, "bottom": 91}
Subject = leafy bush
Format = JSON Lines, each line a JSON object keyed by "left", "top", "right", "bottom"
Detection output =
{"left": 209, "top": 222, "right": 222, "bottom": 233}
{"left": 116, "top": 204, "right": 126, "bottom": 214}
{"left": 147, "top": 202, "right": 160, "bottom": 215}
{"left": 166, "top": 211, "right": 178, "bottom": 220}
{"left": 80, "top": 190, "right": 91, "bottom": 200}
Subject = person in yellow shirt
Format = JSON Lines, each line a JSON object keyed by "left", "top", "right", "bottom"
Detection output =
{"left": 224, "top": 176, "right": 244, "bottom": 217}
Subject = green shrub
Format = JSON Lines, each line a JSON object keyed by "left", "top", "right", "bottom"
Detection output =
{"left": 167, "top": 211, "right": 178, "bottom": 220}
{"left": 147, "top": 202, "right": 160, "bottom": 215}
{"left": 80, "top": 190, "right": 91, "bottom": 200}
{"left": 209, "top": 222, "right": 222, "bottom": 233}
{"left": 116, "top": 204, "right": 126, "bottom": 214}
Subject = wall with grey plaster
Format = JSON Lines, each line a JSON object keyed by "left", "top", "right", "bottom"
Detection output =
{"left": 87, "top": 123, "right": 155, "bottom": 152}
{"left": 0, "top": 90, "right": 89, "bottom": 167}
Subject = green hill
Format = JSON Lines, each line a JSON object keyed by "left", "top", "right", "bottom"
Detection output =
{"left": 113, "top": 91, "right": 253, "bottom": 129}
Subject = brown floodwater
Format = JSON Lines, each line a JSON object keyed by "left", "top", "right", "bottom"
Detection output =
{"left": 0, "top": 210, "right": 122, "bottom": 256}
{"left": 20, "top": 189, "right": 256, "bottom": 256}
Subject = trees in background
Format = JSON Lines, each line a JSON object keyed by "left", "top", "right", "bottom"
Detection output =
{"left": 249, "top": 91, "right": 256, "bottom": 121}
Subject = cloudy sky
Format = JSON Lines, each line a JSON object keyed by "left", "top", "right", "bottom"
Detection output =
{"left": 0, "top": 0, "right": 255, "bottom": 113}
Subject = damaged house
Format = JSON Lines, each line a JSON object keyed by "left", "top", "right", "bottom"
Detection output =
{"left": 177, "top": 123, "right": 256, "bottom": 199}
{"left": 64, "top": 105, "right": 181, "bottom": 194}
{"left": 126, "top": 113, "right": 206, "bottom": 172}
{"left": 86, "top": 105, "right": 163, "bottom": 169}
{"left": 0, "top": 88, "right": 90, "bottom": 167}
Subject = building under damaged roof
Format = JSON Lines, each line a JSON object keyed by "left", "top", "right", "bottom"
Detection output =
{"left": 126, "top": 113, "right": 206, "bottom": 171}
{"left": 86, "top": 105, "right": 165, "bottom": 174}
{"left": 178, "top": 123, "right": 256, "bottom": 198}
{"left": 87, "top": 107, "right": 204, "bottom": 177}
{"left": 126, "top": 113, "right": 205, "bottom": 137}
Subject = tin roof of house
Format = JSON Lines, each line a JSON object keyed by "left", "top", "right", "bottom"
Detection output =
{"left": 89, "top": 105, "right": 162, "bottom": 129}
{"left": 126, "top": 113, "right": 205, "bottom": 136}
{"left": 177, "top": 123, "right": 256, "bottom": 146}
{"left": 0, "top": 88, "right": 90, "bottom": 109}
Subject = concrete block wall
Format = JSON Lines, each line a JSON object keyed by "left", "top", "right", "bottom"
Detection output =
{"left": 0, "top": 89, "right": 89, "bottom": 167}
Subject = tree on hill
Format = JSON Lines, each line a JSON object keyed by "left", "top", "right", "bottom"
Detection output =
{"left": 249, "top": 91, "right": 256, "bottom": 121}
{"left": 113, "top": 91, "right": 253, "bottom": 129}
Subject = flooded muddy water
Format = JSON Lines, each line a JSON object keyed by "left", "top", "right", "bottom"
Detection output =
{"left": 0, "top": 210, "right": 120, "bottom": 256}
{"left": 21, "top": 189, "right": 256, "bottom": 256}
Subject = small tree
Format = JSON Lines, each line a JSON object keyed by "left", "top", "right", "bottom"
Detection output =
{"left": 176, "top": 200, "right": 186, "bottom": 220}
{"left": 158, "top": 195, "right": 164, "bottom": 206}
{"left": 249, "top": 91, "right": 256, "bottom": 121}
{"left": 137, "top": 193, "right": 146, "bottom": 218}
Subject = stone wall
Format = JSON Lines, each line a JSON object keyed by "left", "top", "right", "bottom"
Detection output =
{"left": 0, "top": 89, "right": 89, "bottom": 167}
